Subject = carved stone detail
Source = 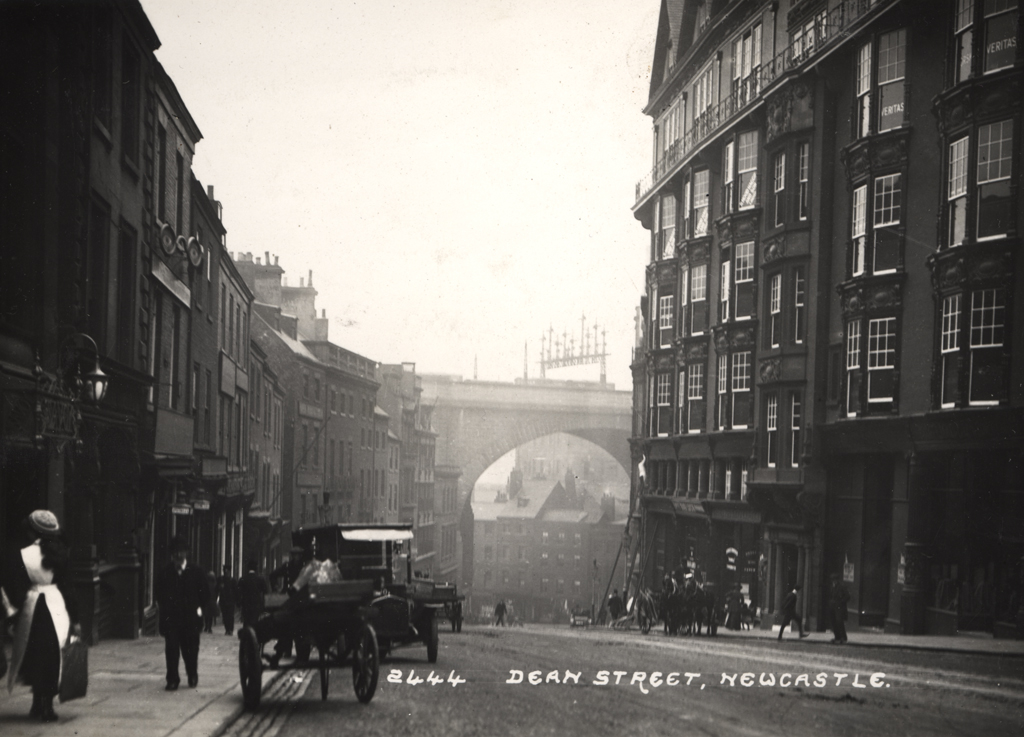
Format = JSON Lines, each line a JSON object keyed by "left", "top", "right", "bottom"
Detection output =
{"left": 763, "top": 236, "right": 786, "bottom": 264}
{"left": 685, "top": 341, "right": 708, "bottom": 361}
{"left": 688, "top": 239, "right": 711, "bottom": 264}
{"left": 759, "top": 358, "right": 781, "bottom": 384}
{"left": 865, "top": 282, "right": 902, "bottom": 311}
{"left": 766, "top": 87, "right": 792, "bottom": 144}
{"left": 840, "top": 285, "right": 865, "bottom": 317}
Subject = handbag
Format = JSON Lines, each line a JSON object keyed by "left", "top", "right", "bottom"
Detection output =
{"left": 59, "top": 636, "right": 89, "bottom": 703}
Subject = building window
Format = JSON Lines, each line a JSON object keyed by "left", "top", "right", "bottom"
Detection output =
{"left": 116, "top": 221, "right": 136, "bottom": 363}
{"left": 852, "top": 185, "right": 867, "bottom": 276}
{"left": 856, "top": 42, "right": 872, "bottom": 139}
{"left": 877, "top": 30, "right": 907, "bottom": 133}
{"left": 175, "top": 152, "right": 184, "bottom": 235}
{"left": 690, "top": 265, "right": 707, "bottom": 335}
{"left": 693, "top": 170, "right": 710, "bottom": 236}
{"left": 983, "top": 0, "right": 1019, "bottom": 73}
{"left": 941, "top": 294, "right": 962, "bottom": 408}
{"left": 977, "top": 120, "right": 1014, "bottom": 240}
{"left": 766, "top": 393, "right": 778, "bottom": 467}
{"left": 687, "top": 363, "right": 705, "bottom": 433}
{"left": 693, "top": 63, "right": 714, "bottom": 121}
{"left": 793, "top": 267, "right": 806, "bottom": 344}
{"left": 719, "top": 254, "right": 731, "bottom": 323}
{"left": 846, "top": 320, "right": 862, "bottom": 416}
{"left": 734, "top": 242, "right": 754, "bottom": 320}
{"left": 657, "top": 195, "right": 677, "bottom": 259}
{"left": 790, "top": 393, "right": 802, "bottom": 468}
{"left": 772, "top": 151, "right": 786, "bottom": 227}
{"left": 731, "top": 351, "right": 751, "bottom": 428}
{"left": 731, "top": 23, "right": 762, "bottom": 105}
{"left": 798, "top": 142, "right": 810, "bottom": 220}
{"left": 678, "top": 266, "right": 689, "bottom": 337}
{"left": 659, "top": 294, "right": 674, "bottom": 347}
{"left": 768, "top": 273, "right": 782, "bottom": 348}
{"left": 682, "top": 179, "right": 692, "bottom": 238}
{"left": 969, "top": 288, "right": 1007, "bottom": 404}
{"left": 717, "top": 354, "right": 729, "bottom": 430}
{"left": 873, "top": 174, "right": 901, "bottom": 273}
{"left": 738, "top": 131, "right": 759, "bottom": 210}
{"left": 948, "top": 136, "right": 969, "bottom": 246}
{"left": 655, "top": 373, "right": 672, "bottom": 436}
{"left": 867, "top": 317, "right": 897, "bottom": 403}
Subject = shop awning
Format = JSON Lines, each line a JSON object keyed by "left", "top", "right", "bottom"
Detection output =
{"left": 341, "top": 528, "right": 414, "bottom": 542}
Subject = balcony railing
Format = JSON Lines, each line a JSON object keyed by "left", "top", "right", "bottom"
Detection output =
{"left": 635, "top": 0, "right": 891, "bottom": 208}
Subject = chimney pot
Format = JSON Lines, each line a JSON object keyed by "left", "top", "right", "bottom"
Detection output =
{"left": 300, "top": 277, "right": 304, "bottom": 287}
{"left": 256, "top": 257, "right": 261, "bottom": 265}
{"left": 265, "top": 251, "right": 270, "bottom": 264}
{"left": 207, "top": 184, "right": 214, "bottom": 199}
{"left": 308, "top": 269, "right": 313, "bottom": 286}
{"left": 275, "top": 256, "right": 279, "bottom": 265}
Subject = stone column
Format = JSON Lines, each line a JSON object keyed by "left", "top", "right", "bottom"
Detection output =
{"left": 676, "top": 460, "right": 687, "bottom": 496}
{"left": 688, "top": 463, "right": 699, "bottom": 498}
{"left": 698, "top": 460, "right": 710, "bottom": 498}
{"left": 900, "top": 452, "right": 930, "bottom": 635}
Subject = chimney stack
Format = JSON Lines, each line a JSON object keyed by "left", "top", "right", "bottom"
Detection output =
{"left": 265, "top": 251, "right": 270, "bottom": 265}
{"left": 207, "top": 185, "right": 215, "bottom": 200}
{"left": 308, "top": 269, "right": 313, "bottom": 287}
{"left": 300, "top": 277, "right": 304, "bottom": 288}
{"left": 275, "top": 256, "right": 279, "bottom": 265}
{"left": 256, "top": 257, "right": 261, "bottom": 265}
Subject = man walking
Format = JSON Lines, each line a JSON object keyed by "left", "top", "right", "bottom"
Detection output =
{"left": 777, "top": 584, "right": 808, "bottom": 640}
{"left": 155, "top": 537, "right": 210, "bottom": 690}
{"left": 829, "top": 573, "right": 850, "bottom": 644}
{"left": 216, "top": 565, "right": 237, "bottom": 635}
{"left": 494, "top": 598, "right": 507, "bottom": 627}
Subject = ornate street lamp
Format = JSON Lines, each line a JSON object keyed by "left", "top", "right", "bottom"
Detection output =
{"left": 66, "top": 332, "right": 109, "bottom": 404}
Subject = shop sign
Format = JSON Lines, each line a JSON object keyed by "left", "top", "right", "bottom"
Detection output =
{"left": 843, "top": 555, "right": 855, "bottom": 583}
{"left": 193, "top": 499, "right": 210, "bottom": 511}
{"left": 725, "top": 547, "right": 738, "bottom": 571}
{"left": 171, "top": 503, "right": 192, "bottom": 516}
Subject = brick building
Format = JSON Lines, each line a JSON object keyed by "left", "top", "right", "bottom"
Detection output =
{"left": 631, "top": 0, "right": 1023, "bottom": 636}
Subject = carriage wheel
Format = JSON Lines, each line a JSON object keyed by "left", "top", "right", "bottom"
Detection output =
{"left": 239, "top": 627, "right": 262, "bottom": 711}
{"left": 319, "top": 646, "right": 330, "bottom": 701}
{"left": 426, "top": 613, "right": 439, "bottom": 664}
{"left": 352, "top": 623, "right": 379, "bottom": 704}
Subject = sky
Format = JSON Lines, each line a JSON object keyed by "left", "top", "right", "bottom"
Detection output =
{"left": 141, "top": 0, "right": 659, "bottom": 390}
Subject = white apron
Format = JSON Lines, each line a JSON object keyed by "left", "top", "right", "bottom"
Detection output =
{"left": 7, "top": 542, "right": 71, "bottom": 693}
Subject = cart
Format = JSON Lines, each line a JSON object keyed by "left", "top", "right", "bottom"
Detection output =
{"left": 238, "top": 579, "right": 381, "bottom": 710}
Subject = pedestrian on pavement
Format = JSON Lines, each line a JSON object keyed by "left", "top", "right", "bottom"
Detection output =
{"left": 608, "top": 589, "right": 623, "bottom": 621}
{"left": 237, "top": 560, "right": 270, "bottom": 629}
{"left": 1, "top": 510, "right": 81, "bottom": 723}
{"left": 155, "top": 536, "right": 210, "bottom": 690}
{"left": 777, "top": 584, "right": 808, "bottom": 640}
{"left": 494, "top": 598, "right": 507, "bottom": 627}
{"left": 725, "top": 583, "right": 743, "bottom": 630}
{"left": 216, "top": 565, "right": 237, "bottom": 635}
{"left": 829, "top": 573, "right": 850, "bottom": 644}
{"left": 268, "top": 545, "right": 310, "bottom": 662}
{"left": 203, "top": 570, "right": 216, "bottom": 633}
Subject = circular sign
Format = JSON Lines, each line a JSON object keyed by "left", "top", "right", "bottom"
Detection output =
{"left": 159, "top": 223, "right": 176, "bottom": 256}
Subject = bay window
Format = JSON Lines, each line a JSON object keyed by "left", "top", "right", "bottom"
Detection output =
{"left": 969, "top": 288, "right": 1006, "bottom": 404}
{"left": 850, "top": 172, "right": 903, "bottom": 277}
{"left": 984, "top": 0, "right": 1019, "bottom": 73}
{"left": 687, "top": 363, "right": 706, "bottom": 433}
{"left": 731, "top": 351, "right": 751, "bottom": 428}
{"left": 657, "top": 194, "right": 677, "bottom": 259}
{"left": 734, "top": 242, "right": 755, "bottom": 319}
{"left": 738, "top": 131, "right": 759, "bottom": 209}
{"left": 679, "top": 266, "right": 689, "bottom": 337}
{"left": 867, "top": 317, "right": 897, "bottom": 404}
{"left": 693, "top": 170, "right": 710, "bottom": 236}
{"left": 846, "top": 320, "right": 862, "bottom": 416}
{"left": 793, "top": 267, "right": 806, "bottom": 344}
{"left": 773, "top": 151, "right": 786, "bottom": 227}
{"left": 656, "top": 372, "right": 673, "bottom": 435}
{"left": 719, "top": 252, "right": 731, "bottom": 323}
{"left": 766, "top": 393, "right": 778, "bottom": 467}
{"left": 977, "top": 120, "right": 1013, "bottom": 240}
{"left": 682, "top": 179, "right": 692, "bottom": 238}
{"left": 790, "top": 393, "right": 802, "bottom": 468}
{"left": 694, "top": 63, "right": 714, "bottom": 122}
{"left": 717, "top": 355, "right": 729, "bottom": 430}
{"left": 852, "top": 184, "right": 867, "bottom": 276}
{"left": 952, "top": 0, "right": 1020, "bottom": 82}
{"left": 691, "top": 264, "right": 708, "bottom": 335}
{"left": 940, "top": 293, "right": 961, "bottom": 407}
{"left": 724, "top": 141, "right": 735, "bottom": 215}
{"left": 798, "top": 142, "right": 810, "bottom": 220}
{"left": 768, "top": 273, "right": 782, "bottom": 348}
{"left": 856, "top": 29, "right": 908, "bottom": 138}
{"left": 659, "top": 293, "right": 674, "bottom": 348}
{"left": 948, "top": 136, "right": 969, "bottom": 246}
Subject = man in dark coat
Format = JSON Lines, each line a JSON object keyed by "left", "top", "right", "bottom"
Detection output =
{"left": 494, "top": 599, "right": 507, "bottom": 627}
{"left": 608, "top": 589, "right": 623, "bottom": 620}
{"left": 829, "top": 573, "right": 850, "bottom": 644}
{"left": 268, "top": 546, "right": 307, "bottom": 660}
{"left": 216, "top": 565, "right": 237, "bottom": 635}
{"left": 2, "top": 510, "right": 80, "bottom": 722}
{"left": 155, "top": 537, "right": 210, "bottom": 690}
{"left": 237, "top": 560, "right": 270, "bottom": 629}
{"left": 777, "top": 584, "right": 809, "bottom": 640}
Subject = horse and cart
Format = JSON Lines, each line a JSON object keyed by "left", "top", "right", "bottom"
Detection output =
{"left": 237, "top": 523, "right": 463, "bottom": 709}
{"left": 611, "top": 579, "right": 719, "bottom": 636}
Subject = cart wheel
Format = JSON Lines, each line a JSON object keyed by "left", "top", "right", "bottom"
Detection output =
{"left": 426, "top": 613, "right": 439, "bottom": 664}
{"left": 352, "top": 623, "right": 379, "bottom": 704}
{"left": 319, "top": 647, "right": 330, "bottom": 701}
{"left": 239, "top": 627, "right": 262, "bottom": 711}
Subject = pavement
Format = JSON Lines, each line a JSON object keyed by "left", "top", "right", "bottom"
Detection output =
{"left": 1, "top": 624, "right": 1021, "bottom": 736}
{"left": 0, "top": 630, "right": 301, "bottom": 737}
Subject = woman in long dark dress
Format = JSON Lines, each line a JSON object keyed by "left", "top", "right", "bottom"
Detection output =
{"left": 1, "top": 510, "right": 80, "bottom": 722}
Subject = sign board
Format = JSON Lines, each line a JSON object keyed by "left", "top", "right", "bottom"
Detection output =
{"left": 843, "top": 555, "right": 855, "bottom": 583}
{"left": 171, "top": 503, "right": 192, "bottom": 516}
{"left": 193, "top": 499, "right": 210, "bottom": 511}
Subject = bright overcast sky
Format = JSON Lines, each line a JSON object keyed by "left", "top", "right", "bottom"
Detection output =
{"left": 141, "top": 0, "right": 658, "bottom": 389}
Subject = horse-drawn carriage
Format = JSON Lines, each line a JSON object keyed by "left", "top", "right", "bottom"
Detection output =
{"left": 237, "top": 523, "right": 462, "bottom": 709}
